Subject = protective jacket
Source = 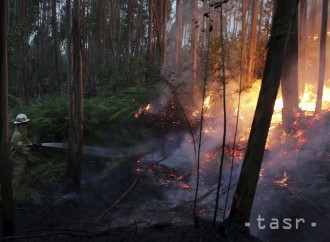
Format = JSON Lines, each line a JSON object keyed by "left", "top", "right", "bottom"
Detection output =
{"left": 11, "top": 127, "right": 29, "bottom": 185}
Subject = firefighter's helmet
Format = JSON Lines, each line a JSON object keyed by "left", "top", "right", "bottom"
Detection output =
{"left": 13, "top": 113, "right": 30, "bottom": 124}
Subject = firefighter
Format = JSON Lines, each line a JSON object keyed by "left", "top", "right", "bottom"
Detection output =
{"left": 10, "top": 113, "right": 31, "bottom": 185}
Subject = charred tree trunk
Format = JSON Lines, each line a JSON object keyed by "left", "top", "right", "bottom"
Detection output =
{"left": 315, "top": 0, "right": 328, "bottom": 113}
{"left": 52, "top": 0, "right": 61, "bottom": 92}
{"left": 227, "top": 0, "right": 297, "bottom": 226}
{"left": 0, "top": 0, "right": 15, "bottom": 236}
{"left": 281, "top": 0, "right": 299, "bottom": 130}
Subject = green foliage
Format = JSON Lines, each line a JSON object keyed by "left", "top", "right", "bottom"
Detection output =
{"left": 9, "top": 84, "right": 158, "bottom": 144}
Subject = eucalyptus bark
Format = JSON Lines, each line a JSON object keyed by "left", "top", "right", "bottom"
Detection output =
{"left": 0, "top": 0, "right": 15, "bottom": 236}
{"left": 315, "top": 0, "right": 329, "bottom": 113}
{"left": 228, "top": 0, "right": 297, "bottom": 225}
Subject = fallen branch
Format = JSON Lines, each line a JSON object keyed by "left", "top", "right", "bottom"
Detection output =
{"left": 97, "top": 175, "right": 139, "bottom": 221}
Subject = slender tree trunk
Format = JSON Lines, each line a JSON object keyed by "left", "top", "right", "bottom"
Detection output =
{"left": 68, "top": 0, "right": 83, "bottom": 187}
{"left": 257, "top": 0, "right": 263, "bottom": 44}
{"left": 298, "top": 0, "right": 307, "bottom": 100}
{"left": 52, "top": 0, "right": 61, "bottom": 93}
{"left": 109, "top": 0, "right": 115, "bottom": 57}
{"left": 147, "top": 0, "right": 153, "bottom": 62}
{"left": 247, "top": 0, "right": 259, "bottom": 86}
{"left": 193, "top": 0, "right": 198, "bottom": 82}
{"left": 281, "top": 1, "right": 299, "bottom": 129}
{"left": 163, "top": 0, "right": 168, "bottom": 65}
{"left": 175, "top": 0, "right": 181, "bottom": 66}
{"left": 67, "top": 0, "right": 74, "bottom": 181}
{"left": 21, "top": 0, "right": 28, "bottom": 103}
{"left": 241, "top": 0, "right": 247, "bottom": 89}
{"left": 315, "top": 0, "right": 329, "bottom": 113}
{"left": 227, "top": 0, "right": 297, "bottom": 226}
{"left": 127, "top": 0, "right": 133, "bottom": 63}
{"left": 0, "top": 0, "right": 15, "bottom": 236}
{"left": 308, "top": 0, "right": 318, "bottom": 37}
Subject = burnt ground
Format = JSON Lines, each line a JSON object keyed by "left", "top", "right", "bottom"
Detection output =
{"left": 0, "top": 157, "right": 260, "bottom": 242}
{"left": 1, "top": 112, "right": 330, "bottom": 241}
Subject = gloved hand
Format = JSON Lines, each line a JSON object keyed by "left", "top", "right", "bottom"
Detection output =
{"left": 30, "top": 142, "right": 41, "bottom": 151}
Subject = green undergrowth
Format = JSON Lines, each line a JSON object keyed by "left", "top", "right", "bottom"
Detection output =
{"left": 6, "top": 84, "right": 159, "bottom": 202}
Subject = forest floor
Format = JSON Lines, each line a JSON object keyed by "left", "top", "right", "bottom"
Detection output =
{"left": 1, "top": 112, "right": 330, "bottom": 242}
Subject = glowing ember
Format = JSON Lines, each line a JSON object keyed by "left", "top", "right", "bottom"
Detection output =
{"left": 275, "top": 171, "right": 289, "bottom": 188}
{"left": 179, "top": 183, "right": 191, "bottom": 189}
{"left": 259, "top": 168, "right": 265, "bottom": 178}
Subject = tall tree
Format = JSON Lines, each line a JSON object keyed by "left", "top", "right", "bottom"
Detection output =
{"left": 315, "top": 0, "right": 329, "bottom": 113}
{"left": 0, "top": 0, "right": 15, "bottom": 236}
{"left": 52, "top": 0, "right": 60, "bottom": 92}
{"left": 68, "top": 0, "right": 84, "bottom": 187}
{"left": 163, "top": 0, "right": 168, "bottom": 65}
{"left": 298, "top": 0, "right": 308, "bottom": 99}
{"left": 227, "top": 0, "right": 298, "bottom": 226}
{"left": 247, "top": 0, "right": 259, "bottom": 86}
{"left": 147, "top": 0, "right": 153, "bottom": 62}
{"left": 193, "top": 0, "right": 198, "bottom": 81}
{"left": 241, "top": 0, "right": 247, "bottom": 88}
{"left": 175, "top": 0, "right": 181, "bottom": 66}
{"left": 281, "top": 0, "right": 299, "bottom": 129}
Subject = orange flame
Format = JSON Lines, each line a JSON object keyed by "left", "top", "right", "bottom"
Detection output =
{"left": 134, "top": 104, "right": 151, "bottom": 119}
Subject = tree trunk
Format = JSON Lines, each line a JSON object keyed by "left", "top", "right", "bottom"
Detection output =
{"left": 175, "top": 0, "right": 181, "bottom": 66}
{"left": 68, "top": 0, "right": 84, "bottom": 187}
{"left": 315, "top": 0, "right": 329, "bottom": 113}
{"left": 257, "top": 0, "right": 263, "bottom": 44}
{"left": 281, "top": 1, "right": 299, "bottom": 129}
{"left": 241, "top": 0, "right": 247, "bottom": 89}
{"left": 147, "top": 0, "right": 153, "bottom": 62}
{"left": 247, "top": 0, "right": 259, "bottom": 86}
{"left": 127, "top": 0, "right": 133, "bottom": 63}
{"left": 227, "top": 0, "right": 297, "bottom": 226}
{"left": 67, "top": 0, "right": 74, "bottom": 181}
{"left": 109, "top": 0, "right": 116, "bottom": 57}
{"left": 193, "top": 0, "right": 198, "bottom": 82}
{"left": 163, "top": 0, "right": 168, "bottom": 65}
{"left": 21, "top": 0, "right": 29, "bottom": 103}
{"left": 298, "top": 0, "right": 307, "bottom": 100}
{"left": 0, "top": 0, "right": 15, "bottom": 236}
{"left": 52, "top": 0, "right": 60, "bottom": 92}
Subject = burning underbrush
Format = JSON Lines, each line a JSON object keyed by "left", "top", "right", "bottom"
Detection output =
{"left": 131, "top": 79, "right": 330, "bottom": 239}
